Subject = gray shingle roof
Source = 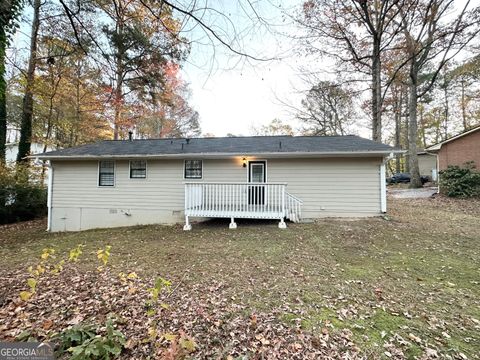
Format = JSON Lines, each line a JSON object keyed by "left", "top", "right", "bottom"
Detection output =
{"left": 36, "top": 135, "right": 396, "bottom": 159}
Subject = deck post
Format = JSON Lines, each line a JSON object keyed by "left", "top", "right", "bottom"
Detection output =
{"left": 279, "top": 184, "right": 287, "bottom": 228}
{"left": 183, "top": 216, "right": 192, "bottom": 231}
{"left": 229, "top": 217, "right": 237, "bottom": 229}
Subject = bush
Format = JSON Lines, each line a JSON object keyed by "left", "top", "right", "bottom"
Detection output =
{"left": 0, "top": 163, "right": 47, "bottom": 224}
{"left": 56, "top": 317, "right": 126, "bottom": 360}
{"left": 439, "top": 162, "right": 480, "bottom": 198}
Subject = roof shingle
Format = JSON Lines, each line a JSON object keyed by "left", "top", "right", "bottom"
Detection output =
{"left": 36, "top": 135, "right": 396, "bottom": 158}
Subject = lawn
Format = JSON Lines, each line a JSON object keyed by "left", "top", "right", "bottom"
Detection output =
{"left": 0, "top": 196, "right": 479, "bottom": 359}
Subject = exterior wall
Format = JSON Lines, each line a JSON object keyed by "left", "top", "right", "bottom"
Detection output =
{"left": 417, "top": 154, "right": 437, "bottom": 178}
{"left": 50, "top": 157, "right": 383, "bottom": 231}
{"left": 267, "top": 158, "right": 382, "bottom": 218}
{"left": 438, "top": 130, "right": 480, "bottom": 170}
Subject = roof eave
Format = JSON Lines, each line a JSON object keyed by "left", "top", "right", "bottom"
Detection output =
{"left": 426, "top": 126, "right": 480, "bottom": 150}
{"left": 33, "top": 150, "right": 400, "bottom": 161}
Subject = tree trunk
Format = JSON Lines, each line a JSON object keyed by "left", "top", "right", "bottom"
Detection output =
{"left": 0, "top": 26, "right": 7, "bottom": 165}
{"left": 408, "top": 66, "right": 422, "bottom": 188}
{"left": 443, "top": 81, "right": 449, "bottom": 139}
{"left": 419, "top": 105, "right": 427, "bottom": 149}
{"left": 113, "top": 6, "right": 124, "bottom": 140}
{"left": 17, "top": 0, "right": 41, "bottom": 163}
{"left": 394, "top": 89, "right": 403, "bottom": 173}
{"left": 113, "top": 63, "right": 123, "bottom": 140}
{"left": 460, "top": 78, "right": 467, "bottom": 130}
{"left": 403, "top": 88, "right": 410, "bottom": 173}
{"left": 371, "top": 40, "right": 382, "bottom": 142}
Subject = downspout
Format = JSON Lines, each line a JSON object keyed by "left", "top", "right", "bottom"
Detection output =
{"left": 380, "top": 153, "right": 393, "bottom": 213}
{"left": 47, "top": 161, "right": 53, "bottom": 231}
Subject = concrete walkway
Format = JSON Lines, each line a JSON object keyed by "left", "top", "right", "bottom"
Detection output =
{"left": 388, "top": 187, "right": 438, "bottom": 199}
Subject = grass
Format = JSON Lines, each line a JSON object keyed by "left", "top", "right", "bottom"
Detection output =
{"left": 1, "top": 196, "right": 479, "bottom": 358}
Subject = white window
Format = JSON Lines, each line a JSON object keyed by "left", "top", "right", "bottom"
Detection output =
{"left": 99, "top": 160, "right": 115, "bottom": 186}
{"left": 184, "top": 160, "right": 202, "bottom": 179}
{"left": 130, "top": 160, "right": 147, "bottom": 179}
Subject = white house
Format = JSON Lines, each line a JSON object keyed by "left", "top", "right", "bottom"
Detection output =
{"left": 34, "top": 135, "right": 398, "bottom": 232}
{"left": 6, "top": 142, "right": 54, "bottom": 163}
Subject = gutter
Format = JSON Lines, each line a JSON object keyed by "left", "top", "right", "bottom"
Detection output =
{"left": 32, "top": 150, "right": 404, "bottom": 161}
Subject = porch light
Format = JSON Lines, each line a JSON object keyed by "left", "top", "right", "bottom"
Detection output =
{"left": 242, "top": 158, "right": 247, "bottom": 167}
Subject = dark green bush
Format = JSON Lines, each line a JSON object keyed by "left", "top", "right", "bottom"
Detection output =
{"left": 0, "top": 164, "right": 47, "bottom": 224}
{"left": 439, "top": 162, "right": 480, "bottom": 198}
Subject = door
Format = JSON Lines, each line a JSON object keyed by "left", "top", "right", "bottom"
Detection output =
{"left": 248, "top": 161, "right": 266, "bottom": 205}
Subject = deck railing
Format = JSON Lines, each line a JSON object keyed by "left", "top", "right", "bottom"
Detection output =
{"left": 183, "top": 182, "right": 302, "bottom": 230}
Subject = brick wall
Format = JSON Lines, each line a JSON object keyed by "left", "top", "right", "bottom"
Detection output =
{"left": 438, "top": 129, "right": 480, "bottom": 170}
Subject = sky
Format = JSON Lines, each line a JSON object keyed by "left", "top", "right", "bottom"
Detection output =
{"left": 9, "top": 0, "right": 473, "bottom": 140}
{"left": 178, "top": 0, "right": 473, "bottom": 138}
{"left": 179, "top": 0, "right": 311, "bottom": 137}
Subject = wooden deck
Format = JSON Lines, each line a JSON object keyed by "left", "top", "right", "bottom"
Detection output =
{"left": 183, "top": 182, "right": 302, "bottom": 230}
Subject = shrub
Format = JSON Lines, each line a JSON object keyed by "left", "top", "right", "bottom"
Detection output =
{"left": 0, "top": 163, "right": 47, "bottom": 224}
{"left": 56, "top": 317, "right": 126, "bottom": 360}
{"left": 439, "top": 162, "right": 480, "bottom": 198}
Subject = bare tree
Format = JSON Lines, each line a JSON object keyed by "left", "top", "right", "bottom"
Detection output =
{"left": 298, "top": 0, "right": 408, "bottom": 142}
{"left": 397, "top": 0, "right": 479, "bottom": 187}
{"left": 251, "top": 119, "right": 294, "bottom": 136}
{"left": 297, "top": 81, "right": 354, "bottom": 136}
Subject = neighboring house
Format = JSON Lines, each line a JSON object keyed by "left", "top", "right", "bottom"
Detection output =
{"left": 426, "top": 125, "right": 480, "bottom": 171}
{"left": 6, "top": 142, "right": 54, "bottom": 163}
{"left": 35, "top": 135, "right": 398, "bottom": 232}
{"left": 417, "top": 151, "right": 437, "bottom": 181}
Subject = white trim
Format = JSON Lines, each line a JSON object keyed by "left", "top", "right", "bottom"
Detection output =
{"left": 183, "top": 159, "right": 203, "bottom": 180}
{"left": 247, "top": 159, "right": 268, "bottom": 183}
{"left": 129, "top": 159, "right": 147, "bottom": 179}
{"left": 426, "top": 126, "right": 480, "bottom": 151}
{"left": 97, "top": 160, "right": 116, "bottom": 187}
{"left": 35, "top": 150, "right": 403, "bottom": 161}
{"left": 47, "top": 161, "right": 53, "bottom": 232}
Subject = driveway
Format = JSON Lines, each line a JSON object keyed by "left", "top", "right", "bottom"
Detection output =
{"left": 388, "top": 186, "right": 438, "bottom": 199}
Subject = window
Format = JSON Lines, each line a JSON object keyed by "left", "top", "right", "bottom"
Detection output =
{"left": 99, "top": 160, "right": 115, "bottom": 186}
{"left": 130, "top": 160, "right": 147, "bottom": 179}
{"left": 184, "top": 160, "right": 202, "bottom": 179}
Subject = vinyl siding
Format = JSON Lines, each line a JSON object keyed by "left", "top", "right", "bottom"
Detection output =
{"left": 50, "top": 157, "right": 383, "bottom": 231}
{"left": 267, "top": 158, "right": 382, "bottom": 217}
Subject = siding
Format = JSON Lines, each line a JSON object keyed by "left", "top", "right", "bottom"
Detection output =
{"left": 418, "top": 154, "right": 437, "bottom": 178}
{"left": 50, "top": 156, "right": 383, "bottom": 231}
{"left": 267, "top": 158, "right": 382, "bottom": 217}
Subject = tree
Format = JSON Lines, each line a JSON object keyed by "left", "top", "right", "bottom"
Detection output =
{"left": 299, "top": 0, "right": 407, "bottom": 142}
{"left": 0, "top": 0, "right": 24, "bottom": 163}
{"left": 16, "top": 0, "right": 41, "bottom": 163}
{"left": 397, "top": 0, "right": 479, "bottom": 187}
{"left": 96, "top": 0, "right": 189, "bottom": 140}
{"left": 33, "top": 28, "right": 111, "bottom": 149}
{"left": 297, "top": 81, "right": 354, "bottom": 136}
{"left": 251, "top": 119, "right": 294, "bottom": 136}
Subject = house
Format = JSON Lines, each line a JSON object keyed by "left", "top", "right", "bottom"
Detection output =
{"left": 426, "top": 125, "right": 480, "bottom": 171}
{"left": 417, "top": 151, "right": 437, "bottom": 181}
{"left": 6, "top": 142, "right": 54, "bottom": 164}
{"left": 34, "top": 135, "right": 397, "bottom": 232}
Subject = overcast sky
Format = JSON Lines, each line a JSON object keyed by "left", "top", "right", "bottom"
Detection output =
{"left": 180, "top": 0, "right": 473, "bottom": 138}
{"left": 180, "top": 0, "right": 310, "bottom": 137}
